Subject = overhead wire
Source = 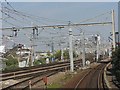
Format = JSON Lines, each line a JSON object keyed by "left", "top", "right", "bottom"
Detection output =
{"left": 2, "top": 3, "right": 48, "bottom": 26}
{"left": 3, "top": 0, "right": 69, "bottom": 24}
{"left": 79, "top": 11, "right": 111, "bottom": 24}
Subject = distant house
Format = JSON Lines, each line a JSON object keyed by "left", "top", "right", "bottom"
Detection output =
{"left": 16, "top": 47, "right": 31, "bottom": 67}
{"left": 0, "top": 45, "right": 5, "bottom": 55}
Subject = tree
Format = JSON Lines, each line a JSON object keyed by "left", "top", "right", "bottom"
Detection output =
{"left": 63, "top": 50, "right": 69, "bottom": 59}
{"left": 4, "top": 55, "right": 18, "bottom": 71}
{"left": 63, "top": 50, "right": 78, "bottom": 60}
{"left": 54, "top": 50, "right": 61, "bottom": 60}
{"left": 111, "top": 47, "right": 120, "bottom": 83}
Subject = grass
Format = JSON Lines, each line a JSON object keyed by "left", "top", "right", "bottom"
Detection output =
{"left": 47, "top": 72, "right": 73, "bottom": 89}
{"left": 47, "top": 83, "right": 61, "bottom": 88}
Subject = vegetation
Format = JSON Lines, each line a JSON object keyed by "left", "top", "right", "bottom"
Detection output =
{"left": 111, "top": 47, "right": 120, "bottom": 83}
{"left": 33, "top": 58, "right": 46, "bottom": 65}
{"left": 63, "top": 50, "right": 78, "bottom": 60}
{"left": 4, "top": 55, "right": 18, "bottom": 71}
{"left": 54, "top": 50, "right": 61, "bottom": 60}
{"left": 63, "top": 50, "right": 69, "bottom": 59}
{"left": 47, "top": 83, "right": 61, "bottom": 88}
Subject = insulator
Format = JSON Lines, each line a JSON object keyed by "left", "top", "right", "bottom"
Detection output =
{"left": 14, "top": 30, "right": 17, "bottom": 36}
{"left": 36, "top": 28, "right": 38, "bottom": 36}
{"left": 33, "top": 28, "right": 35, "bottom": 35}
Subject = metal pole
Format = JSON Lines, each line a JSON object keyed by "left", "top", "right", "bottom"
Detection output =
{"left": 51, "top": 37, "right": 54, "bottom": 62}
{"left": 109, "top": 40, "right": 112, "bottom": 59}
{"left": 61, "top": 47, "right": 64, "bottom": 61}
{"left": 31, "top": 39, "right": 34, "bottom": 66}
{"left": 69, "top": 28, "right": 74, "bottom": 72}
{"left": 30, "top": 34, "right": 34, "bottom": 66}
{"left": 81, "top": 32, "right": 85, "bottom": 67}
{"left": 96, "top": 35, "right": 100, "bottom": 62}
{"left": 112, "top": 9, "right": 116, "bottom": 50}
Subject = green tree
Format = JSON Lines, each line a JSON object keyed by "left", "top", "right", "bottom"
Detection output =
{"left": 47, "top": 51, "right": 51, "bottom": 56}
{"left": 111, "top": 47, "right": 120, "bottom": 83}
{"left": 63, "top": 50, "right": 69, "bottom": 59}
{"left": 4, "top": 55, "right": 18, "bottom": 71}
{"left": 33, "top": 58, "right": 46, "bottom": 65}
{"left": 54, "top": 50, "right": 61, "bottom": 60}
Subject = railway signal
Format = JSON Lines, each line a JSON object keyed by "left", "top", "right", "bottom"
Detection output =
{"left": 42, "top": 76, "right": 48, "bottom": 89}
{"left": 28, "top": 80, "right": 32, "bottom": 90}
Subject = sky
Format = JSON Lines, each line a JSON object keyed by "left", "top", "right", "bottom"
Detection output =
{"left": 118, "top": 2, "right": 120, "bottom": 37}
{"left": 0, "top": 0, "right": 120, "bottom": 2}
{"left": 1, "top": 1, "right": 119, "bottom": 52}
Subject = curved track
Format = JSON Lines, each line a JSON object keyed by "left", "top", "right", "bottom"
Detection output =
{"left": 74, "top": 62, "right": 107, "bottom": 89}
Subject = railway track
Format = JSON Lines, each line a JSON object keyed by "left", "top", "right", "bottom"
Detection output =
{"left": 1, "top": 60, "right": 81, "bottom": 81}
{"left": 74, "top": 61, "right": 108, "bottom": 89}
{"left": 2, "top": 71, "right": 58, "bottom": 90}
{"left": 2, "top": 60, "right": 81, "bottom": 90}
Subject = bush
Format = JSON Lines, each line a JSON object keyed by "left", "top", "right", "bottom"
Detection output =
{"left": 33, "top": 58, "right": 46, "bottom": 66}
{"left": 5, "top": 55, "right": 18, "bottom": 66}
{"left": 111, "top": 47, "right": 120, "bottom": 83}
{"left": 116, "top": 70, "right": 120, "bottom": 82}
{"left": 3, "top": 55, "right": 18, "bottom": 71}
{"left": 4, "top": 65, "right": 18, "bottom": 71}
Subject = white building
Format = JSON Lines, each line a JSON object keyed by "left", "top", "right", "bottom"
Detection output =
{"left": 16, "top": 47, "right": 31, "bottom": 67}
{"left": 0, "top": 45, "right": 5, "bottom": 54}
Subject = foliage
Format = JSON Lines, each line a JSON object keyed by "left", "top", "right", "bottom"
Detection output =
{"left": 3, "top": 55, "right": 18, "bottom": 71}
{"left": 63, "top": 50, "right": 69, "bottom": 59}
{"left": 63, "top": 50, "right": 78, "bottom": 59}
{"left": 47, "top": 51, "right": 51, "bottom": 56}
{"left": 33, "top": 58, "right": 46, "bottom": 65}
{"left": 4, "top": 64, "right": 18, "bottom": 71}
{"left": 111, "top": 47, "right": 120, "bottom": 83}
{"left": 5, "top": 55, "right": 18, "bottom": 66}
{"left": 54, "top": 50, "right": 61, "bottom": 60}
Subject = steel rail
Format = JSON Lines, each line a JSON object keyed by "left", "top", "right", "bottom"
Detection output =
{"left": 1, "top": 60, "right": 81, "bottom": 81}
{"left": 2, "top": 61, "right": 80, "bottom": 90}
{"left": 97, "top": 63, "right": 106, "bottom": 89}
{"left": 74, "top": 63, "right": 105, "bottom": 89}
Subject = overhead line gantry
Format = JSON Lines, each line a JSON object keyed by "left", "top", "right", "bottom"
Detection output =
{"left": 1, "top": 21, "right": 112, "bottom": 30}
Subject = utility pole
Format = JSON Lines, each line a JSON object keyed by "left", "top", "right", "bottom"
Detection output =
{"left": 51, "top": 37, "right": 54, "bottom": 62}
{"left": 112, "top": 9, "right": 116, "bottom": 50}
{"left": 96, "top": 34, "right": 100, "bottom": 62}
{"left": 69, "top": 28, "right": 74, "bottom": 72}
{"left": 108, "top": 37, "right": 112, "bottom": 59}
{"left": 31, "top": 38, "right": 34, "bottom": 66}
{"left": 29, "top": 46, "right": 32, "bottom": 66}
{"left": 61, "top": 47, "right": 64, "bottom": 61}
{"left": 81, "top": 32, "right": 85, "bottom": 67}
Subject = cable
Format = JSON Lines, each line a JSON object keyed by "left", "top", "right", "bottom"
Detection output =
{"left": 79, "top": 11, "right": 111, "bottom": 23}
{"left": 3, "top": 19, "right": 21, "bottom": 27}
{"left": 3, "top": 1, "right": 68, "bottom": 24}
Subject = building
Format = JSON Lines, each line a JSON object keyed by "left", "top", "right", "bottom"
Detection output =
{"left": 16, "top": 47, "right": 31, "bottom": 67}
{"left": 0, "top": 45, "right": 5, "bottom": 54}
